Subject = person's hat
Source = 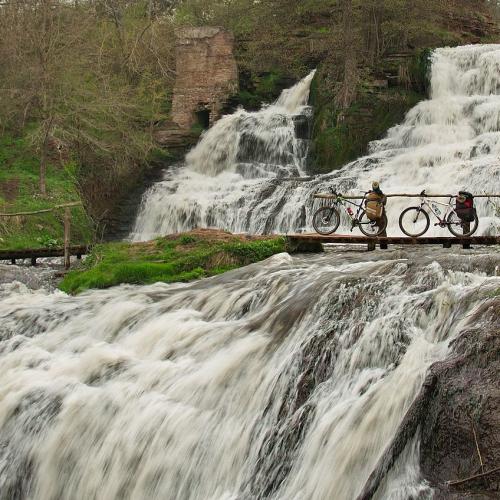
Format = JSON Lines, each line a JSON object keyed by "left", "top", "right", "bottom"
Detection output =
{"left": 372, "top": 181, "right": 380, "bottom": 189}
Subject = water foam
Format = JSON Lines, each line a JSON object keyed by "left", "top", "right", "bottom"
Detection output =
{"left": 1, "top": 248, "right": 498, "bottom": 499}
{"left": 132, "top": 45, "right": 500, "bottom": 240}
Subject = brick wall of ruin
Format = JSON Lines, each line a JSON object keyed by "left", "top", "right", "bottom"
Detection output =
{"left": 171, "top": 27, "right": 238, "bottom": 130}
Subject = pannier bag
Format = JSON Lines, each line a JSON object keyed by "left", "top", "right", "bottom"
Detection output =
{"left": 455, "top": 191, "right": 476, "bottom": 222}
{"left": 365, "top": 192, "right": 384, "bottom": 220}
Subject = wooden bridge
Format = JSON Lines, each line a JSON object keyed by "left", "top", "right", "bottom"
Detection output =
{"left": 1, "top": 236, "right": 498, "bottom": 266}
{"left": 285, "top": 234, "right": 500, "bottom": 252}
{"left": 0, "top": 245, "right": 90, "bottom": 266}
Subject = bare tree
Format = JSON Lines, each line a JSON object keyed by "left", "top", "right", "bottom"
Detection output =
{"left": 335, "top": 0, "right": 359, "bottom": 112}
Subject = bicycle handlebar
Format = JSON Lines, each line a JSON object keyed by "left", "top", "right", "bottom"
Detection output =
{"left": 420, "top": 190, "right": 455, "bottom": 198}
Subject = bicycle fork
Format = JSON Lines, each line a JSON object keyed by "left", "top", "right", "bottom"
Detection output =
{"left": 412, "top": 206, "right": 425, "bottom": 224}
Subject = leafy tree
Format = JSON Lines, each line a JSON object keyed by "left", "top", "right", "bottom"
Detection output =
{"left": 0, "top": 0, "right": 175, "bottom": 200}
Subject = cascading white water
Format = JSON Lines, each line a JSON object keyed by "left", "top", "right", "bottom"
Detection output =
{"left": 130, "top": 71, "right": 316, "bottom": 240}
{"left": 2, "top": 45, "right": 500, "bottom": 500}
{"left": 132, "top": 45, "right": 500, "bottom": 240}
{"left": 1, "top": 247, "right": 499, "bottom": 500}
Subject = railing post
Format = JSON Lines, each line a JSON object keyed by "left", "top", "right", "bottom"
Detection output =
{"left": 462, "top": 222, "right": 471, "bottom": 250}
{"left": 379, "top": 228, "right": 388, "bottom": 249}
{"left": 64, "top": 207, "right": 71, "bottom": 269}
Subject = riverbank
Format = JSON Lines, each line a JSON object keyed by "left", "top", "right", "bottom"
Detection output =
{"left": 59, "top": 229, "right": 285, "bottom": 294}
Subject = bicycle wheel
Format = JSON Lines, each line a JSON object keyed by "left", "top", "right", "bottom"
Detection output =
{"left": 399, "top": 207, "right": 430, "bottom": 237}
{"left": 312, "top": 206, "right": 341, "bottom": 235}
{"left": 447, "top": 211, "right": 478, "bottom": 237}
{"left": 359, "top": 212, "right": 388, "bottom": 237}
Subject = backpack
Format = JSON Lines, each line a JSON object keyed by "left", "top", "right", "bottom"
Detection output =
{"left": 455, "top": 191, "right": 475, "bottom": 222}
{"left": 365, "top": 192, "right": 384, "bottom": 220}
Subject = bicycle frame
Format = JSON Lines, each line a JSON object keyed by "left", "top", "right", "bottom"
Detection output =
{"left": 314, "top": 190, "right": 387, "bottom": 237}
{"left": 332, "top": 195, "right": 367, "bottom": 229}
{"left": 417, "top": 195, "right": 455, "bottom": 225}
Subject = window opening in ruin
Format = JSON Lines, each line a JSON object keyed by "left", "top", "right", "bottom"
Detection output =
{"left": 195, "top": 109, "right": 211, "bottom": 129}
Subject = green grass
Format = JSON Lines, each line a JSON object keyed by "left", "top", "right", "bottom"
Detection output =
{"left": 0, "top": 134, "right": 94, "bottom": 250}
{"left": 59, "top": 233, "right": 286, "bottom": 294}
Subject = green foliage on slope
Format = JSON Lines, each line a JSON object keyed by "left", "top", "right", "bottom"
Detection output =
{"left": 59, "top": 232, "right": 286, "bottom": 294}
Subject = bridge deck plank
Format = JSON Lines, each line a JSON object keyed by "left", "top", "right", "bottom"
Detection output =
{"left": 286, "top": 234, "right": 499, "bottom": 246}
{"left": 0, "top": 245, "right": 90, "bottom": 261}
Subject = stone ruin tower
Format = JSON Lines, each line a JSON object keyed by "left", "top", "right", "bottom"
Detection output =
{"left": 171, "top": 27, "right": 238, "bottom": 130}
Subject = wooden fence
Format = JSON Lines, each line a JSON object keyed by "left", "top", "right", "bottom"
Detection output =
{"left": 0, "top": 201, "right": 83, "bottom": 269}
{"left": 314, "top": 193, "right": 500, "bottom": 200}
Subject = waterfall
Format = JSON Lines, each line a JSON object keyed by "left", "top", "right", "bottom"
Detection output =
{"left": 130, "top": 71, "right": 315, "bottom": 240}
{"left": 132, "top": 45, "right": 500, "bottom": 240}
{"left": 1, "top": 248, "right": 499, "bottom": 499}
{"left": 1, "top": 45, "right": 500, "bottom": 500}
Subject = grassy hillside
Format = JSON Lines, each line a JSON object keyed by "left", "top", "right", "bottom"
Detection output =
{"left": 0, "top": 135, "right": 93, "bottom": 250}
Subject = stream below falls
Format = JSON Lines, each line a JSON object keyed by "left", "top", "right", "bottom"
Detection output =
{"left": 1, "top": 247, "right": 499, "bottom": 499}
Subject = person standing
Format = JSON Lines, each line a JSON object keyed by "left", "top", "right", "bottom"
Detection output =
{"left": 365, "top": 181, "right": 387, "bottom": 220}
{"left": 366, "top": 181, "right": 388, "bottom": 244}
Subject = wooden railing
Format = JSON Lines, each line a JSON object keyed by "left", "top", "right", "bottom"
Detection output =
{"left": 0, "top": 201, "right": 84, "bottom": 269}
{"left": 314, "top": 192, "right": 500, "bottom": 199}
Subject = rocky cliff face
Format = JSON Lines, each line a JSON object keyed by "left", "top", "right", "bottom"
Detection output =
{"left": 308, "top": 51, "right": 427, "bottom": 173}
{"left": 171, "top": 27, "right": 238, "bottom": 130}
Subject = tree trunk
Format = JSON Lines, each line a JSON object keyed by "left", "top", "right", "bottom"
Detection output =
{"left": 335, "top": 0, "right": 358, "bottom": 111}
{"left": 64, "top": 206, "right": 71, "bottom": 269}
{"left": 39, "top": 116, "right": 53, "bottom": 196}
{"left": 39, "top": 147, "right": 47, "bottom": 196}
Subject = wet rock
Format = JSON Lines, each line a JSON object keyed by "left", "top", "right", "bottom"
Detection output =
{"left": 420, "top": 298, "right": 500, "bottom": 499}
{"left": 356, "top": 296, "right": 500, "bottom": 500}
{"left": 153, "top": 122, "right": 198, "bottom": 151}
{"left": 292, "top": 112, "right": 313, "bottom": 140}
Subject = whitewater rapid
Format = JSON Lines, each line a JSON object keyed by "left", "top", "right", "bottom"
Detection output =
{"left": 1, "top": 44, "right": 500, "bottom": 500}
{"left": 1, "top": 247, "right": 499, "bottom": 499}
{"left": 132, "top": 44, "right": 500, "bottom": 240}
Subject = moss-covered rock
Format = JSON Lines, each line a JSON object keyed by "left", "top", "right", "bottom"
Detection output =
{"left": 308, "top": 49, "right": 432, "bottom": 174}
{"left": 59, "top": 229, "right": 286, "bottom": 294}
{"left": 224, "top": 70, "right": 297, "bottom": 112}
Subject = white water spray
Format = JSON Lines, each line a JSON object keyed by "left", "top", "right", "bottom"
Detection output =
{"left": 1, "top": 248, "right": 498, "bottom": 499}
{"left": 132, "top": 45, "right": 500, "bottom": 240}
{"left": 131, "top": 71, "right": 316, "bottom": 239}
{"left": 2, "top": 45, "right": 500, "bottom": 500}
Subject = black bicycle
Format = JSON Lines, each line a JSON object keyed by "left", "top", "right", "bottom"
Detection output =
{"left": 312, "top": 190, "right": 388, "bottom": 237}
